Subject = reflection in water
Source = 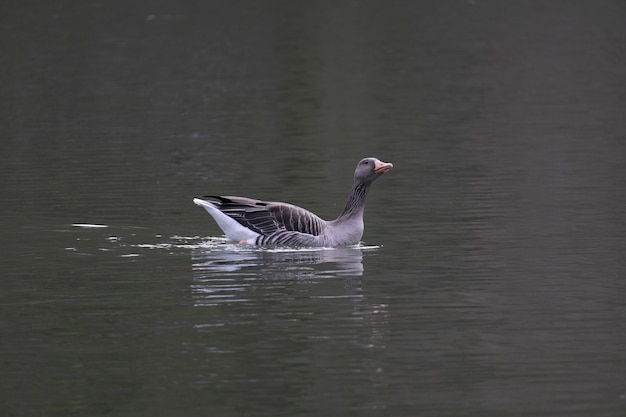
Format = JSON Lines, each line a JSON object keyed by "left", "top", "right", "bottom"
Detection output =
{"left": 190, "top": 244, "right": 366, "bottom": 306}
{"left": 188, "top": 243, "right": 390, "bottom": 411}
{"left": 190, "top": 243, "right": 389, "bottom": 347}
{"left": 192, "top": 244, "right": 367, "bottom": 274}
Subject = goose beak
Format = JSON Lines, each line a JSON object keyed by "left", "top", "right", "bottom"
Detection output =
{"left": 374, "top": 160, "right": 393, "bottom": 174}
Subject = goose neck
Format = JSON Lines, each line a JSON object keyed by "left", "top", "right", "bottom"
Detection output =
{"left": 337, "top": 180, "right": 370, "bottom": 220}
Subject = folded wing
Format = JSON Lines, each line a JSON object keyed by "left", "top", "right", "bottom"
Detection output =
{"left": 201, "top": 195, "right": 326, "bottom": 237}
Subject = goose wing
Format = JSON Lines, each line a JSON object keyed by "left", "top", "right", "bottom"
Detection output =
{"left": 201, "top": 195, "right": 326, "bottom": 237}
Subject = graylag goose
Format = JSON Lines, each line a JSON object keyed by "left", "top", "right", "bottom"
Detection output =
{"left": 193, "top": 157, "right": 393, "bottom": 246}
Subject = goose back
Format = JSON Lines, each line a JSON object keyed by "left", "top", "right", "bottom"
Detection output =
{"left": 204, "top": 195, "right": 327, "bottom": 238}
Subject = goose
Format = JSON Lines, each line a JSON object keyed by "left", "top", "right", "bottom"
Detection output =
{"left": 193, "top": 157, "right": 393, "bottom": 247}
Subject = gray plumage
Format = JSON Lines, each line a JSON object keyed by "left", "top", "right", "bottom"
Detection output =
{"left": 194, "top": 157, "right": 393, "bottom": 247}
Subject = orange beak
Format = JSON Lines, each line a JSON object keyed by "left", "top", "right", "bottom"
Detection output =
{"left": 374, "top": 160, "right": 393, "bottom": 174}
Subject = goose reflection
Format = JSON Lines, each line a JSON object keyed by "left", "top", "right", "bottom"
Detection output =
{"left": 192, "top": 245, "right": 366, "bottom": 274}
{"left": 190, "top": 245, "right": 367, "bottom": 306}
{"left": 190, "top": 243, "right": 389, "bottom": 354}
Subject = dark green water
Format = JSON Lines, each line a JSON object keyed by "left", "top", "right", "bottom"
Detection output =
{"left": 2, "top": 1, "right": 626, "bottom": 416}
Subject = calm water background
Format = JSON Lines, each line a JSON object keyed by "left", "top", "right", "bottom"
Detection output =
{"left": 2, "top": 1, "right": 626, "bottom": 416}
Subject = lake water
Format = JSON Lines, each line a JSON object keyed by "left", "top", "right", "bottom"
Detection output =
{"left": 1, "top": 1, "right": 626, "bottom": 416}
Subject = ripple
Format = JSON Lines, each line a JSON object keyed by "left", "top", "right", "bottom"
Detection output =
{"left": 71, "top": 223, "right": 109, "bottom": 228}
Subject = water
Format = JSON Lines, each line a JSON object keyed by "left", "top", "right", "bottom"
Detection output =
{"left": 2, "top": 1, "right": 626, "bottom": 416}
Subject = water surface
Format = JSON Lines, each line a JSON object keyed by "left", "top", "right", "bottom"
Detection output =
{"left": 1, "top": 1, "right": 626, "bottom": 416}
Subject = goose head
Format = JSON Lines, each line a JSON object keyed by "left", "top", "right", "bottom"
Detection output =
{"left": 354, "top": 157, "right": 393, "bottom": 184}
